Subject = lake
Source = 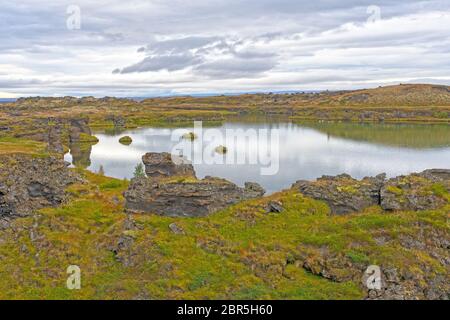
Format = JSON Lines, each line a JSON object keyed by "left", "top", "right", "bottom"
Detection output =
{"left": 65, "top": 121, "right": 450, "bottom": 194}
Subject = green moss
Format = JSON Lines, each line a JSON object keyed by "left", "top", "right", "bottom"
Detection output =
{"left": 386, "top": 185, "right": 404, "bottom": 196}
{"left": 430, "top": 183, "right": 447, "bottom": 197}
{"left": 337, "top": 185, "right": 359, "bottom": 194}
{"left": 0, "top": 137, "right": 49, "bottom": 157}
{"left": 99, "top": 179, "right": 128, "bottom": 191}
{"left": 346, "top": 250, "right": 370, "bottom": 264}
{"left": 78, "top": 133, "right": 99, "bottom": 144}
{"left": 434, "top": 111, "right": 448, "bottom": 119}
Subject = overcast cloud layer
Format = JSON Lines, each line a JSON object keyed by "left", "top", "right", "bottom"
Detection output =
{"left": 1, "top": 0, "right": 450, "bottom": 97}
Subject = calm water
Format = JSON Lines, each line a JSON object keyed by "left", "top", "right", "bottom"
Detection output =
{"left": 65, "top": 121, "right": 450, "bottom": 194}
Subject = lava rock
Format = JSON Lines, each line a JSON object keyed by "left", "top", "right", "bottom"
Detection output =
{"left": 380, "top": 171, "right": 449, "bottom": 211}
{"left": 293, "top": 170, "right": 449, "bottom": 214}
{"left": 0, "top": 154, "right": 81, "bottom": 218}
{"left": 124, "top": 176, "right": 265, "bottom": 217}
{"left": 292, "top": 173, "right": 386, "bottom": 215}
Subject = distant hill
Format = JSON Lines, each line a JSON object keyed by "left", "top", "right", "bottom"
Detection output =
{"left": 327, "top": 84, "right": 450, "bottom": 107}
{"left": 136, "top": 83, "right": 450, "bottom": 108}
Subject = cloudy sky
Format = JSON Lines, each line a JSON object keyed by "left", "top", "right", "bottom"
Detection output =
{"left": 1, "top": 0, "right": 450, "bottom": 97}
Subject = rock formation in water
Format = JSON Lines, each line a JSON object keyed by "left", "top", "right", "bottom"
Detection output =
{"left": 292, "top": 169, "right": 449, "bottom": 214}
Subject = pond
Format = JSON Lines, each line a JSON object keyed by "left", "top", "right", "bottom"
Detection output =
{"left": 65, "top": 121, "right": 450, "bottom": 194}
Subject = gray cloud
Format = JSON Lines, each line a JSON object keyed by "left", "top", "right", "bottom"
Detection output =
{"left": 140, "top": 36, "right": 222, "bottom": 55}
{"left": 120, "top": 53, "right": 204, "bottom": 73}
{"left": 117, "top": 36, "right": 278, "bottom": 77}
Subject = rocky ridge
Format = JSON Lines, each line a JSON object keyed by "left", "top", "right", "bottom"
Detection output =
{"left": 292, "top": 169, "right": 449, "bottom": 214}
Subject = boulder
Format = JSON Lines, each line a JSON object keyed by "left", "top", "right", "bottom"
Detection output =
{"left": 266, "top": 200, "right": 283, "bottom": 213}
{"left": 124, "top": 176, "right": 265, "bottom": 217}
{"left": 142, "top": 152, "right": 196, "bottom": 179}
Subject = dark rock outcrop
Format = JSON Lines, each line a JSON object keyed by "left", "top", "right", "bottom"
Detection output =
{"left": 293, "top": 170, "right": 449, "bottom": 214}
{"left": 47, "top": 123, "right": 64, "bottom": 153}
{"left": 124, "top": 176, "right": 265, "bottom": 217}
{"left": 297, "top": 224, "right": 450, "bottom": 300}
{"left": 142, "top": 152, "right": 196, "bottom": 179}
{"left": 292, "top": 173, "right": 386, "bottom": 215}
{"left": 381, "top": 170, "right": 449, "bottom": 211}
{"left": 419, "top": 169, "right": 450, "bottom": 182}
{"left": 69, "top": 118, "right": 91, "bottom": 143}
{"left": 0, "top": 155, "right": 80, "bottom": 217}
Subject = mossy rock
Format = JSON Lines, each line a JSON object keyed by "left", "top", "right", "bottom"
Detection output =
{"left": 182, "top": 132, "right": 198, "bottom": 141}
{"left": 119, "top": 136, "right": 133, "bottom": 145}
{"left": 215, "top": 145, "right": 228, "bottom": 154}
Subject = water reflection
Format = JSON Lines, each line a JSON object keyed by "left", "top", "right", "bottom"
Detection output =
{"left": 68, "top": 142, "right": 92, "bottom": 168}
{"left": 65, "top": 122, "right": 450, "bottom": 194}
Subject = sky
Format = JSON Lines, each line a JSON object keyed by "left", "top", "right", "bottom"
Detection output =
{"left": 1, "top": 0, "right": 450, "bottom": 97}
